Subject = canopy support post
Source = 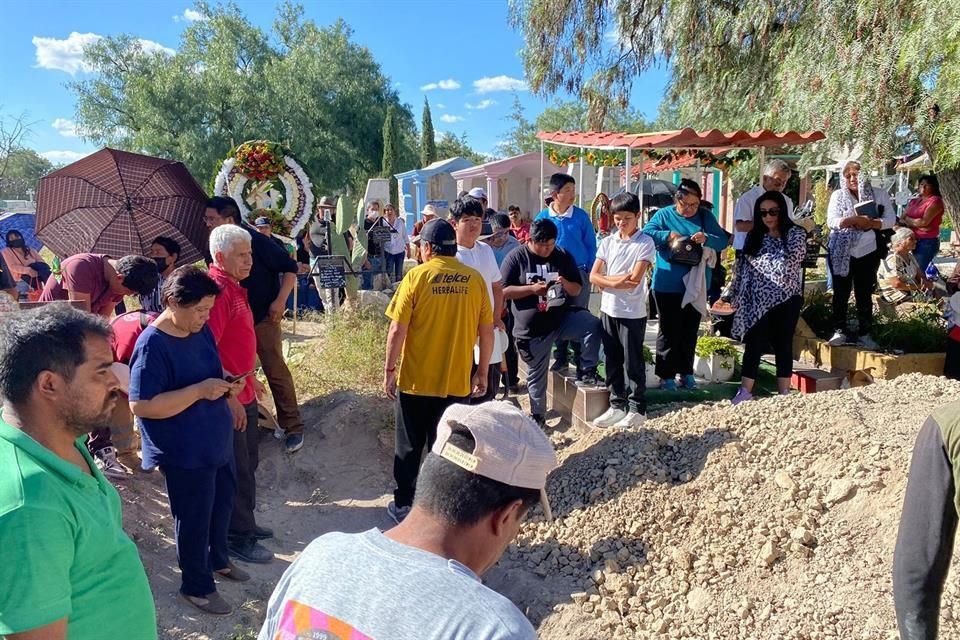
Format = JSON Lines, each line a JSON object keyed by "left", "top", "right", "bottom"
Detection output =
{"left": 539, "top": 140, "right": 545, "bottom": 206}
{"left": 625, "top": 147, "right": 633, "bottom": 192}
{"left": 578, "top": 147, "right": 584, "bottom": 208}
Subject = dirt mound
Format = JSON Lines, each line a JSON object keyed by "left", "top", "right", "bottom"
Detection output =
{"left": 495, "top": 374, "right": 960, "bottom": 639}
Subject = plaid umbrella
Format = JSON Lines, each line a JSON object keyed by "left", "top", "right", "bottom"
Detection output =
{"left": 35, "top": 148, "right": 208, "bottom": 264}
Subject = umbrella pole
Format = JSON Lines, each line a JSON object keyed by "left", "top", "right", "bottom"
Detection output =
{"left": 578, "top": 148, "right": 584, "bottom": 208}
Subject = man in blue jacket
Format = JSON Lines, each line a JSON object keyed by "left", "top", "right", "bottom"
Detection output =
{"left": 535, "top": 173, "right": 597, "bottom": 379}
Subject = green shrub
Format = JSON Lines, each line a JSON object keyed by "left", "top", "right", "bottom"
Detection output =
{"left": 872, "top": 303, "right": 947, "bottom": 353}
{"left": 695, "top": 336, "right": 738, "bottom": 359}
{"left": 643, "top": 344, "right": 654, "bottom": 364}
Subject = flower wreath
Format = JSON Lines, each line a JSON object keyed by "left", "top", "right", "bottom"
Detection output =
{"left": 213, "top": 140, "right": 315, "bottom": 237}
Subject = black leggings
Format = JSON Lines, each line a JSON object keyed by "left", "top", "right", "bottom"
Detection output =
{"left": 741, "top": 296, "right": 802, "bottom": 380}
{"left": 653, "top": 291, "right": 702, "bottom": 379}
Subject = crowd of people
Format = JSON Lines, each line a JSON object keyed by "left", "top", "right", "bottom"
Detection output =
{"left": 0, "top": 162, "right": 955, "bottom": 638}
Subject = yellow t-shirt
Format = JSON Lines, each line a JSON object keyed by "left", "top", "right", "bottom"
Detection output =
{"left": 386, "top": 256, "right": 493, "bottom": 398}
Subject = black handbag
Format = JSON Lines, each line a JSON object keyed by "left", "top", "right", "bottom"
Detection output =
{"left": 668, "top": 210, "right": 705, "bottom": 266}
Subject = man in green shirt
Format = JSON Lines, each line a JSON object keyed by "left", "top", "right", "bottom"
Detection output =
{"left": 0, "top": 303, "right": 157, "bottom": 639}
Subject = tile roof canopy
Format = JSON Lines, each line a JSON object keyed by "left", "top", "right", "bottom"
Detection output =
{"left": 536, "top": 128, "right": 826, "bottom": 150}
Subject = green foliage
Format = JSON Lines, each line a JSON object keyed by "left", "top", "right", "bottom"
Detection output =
{"left": 873, "top": 303, "right": 948, "bottom": 353}
{"left": 695, "top": 336, "right": 739, "bottom": 360}
{"left": 435, "top": 132, "right": 486, "bottom": 164}
{"left": 812, "top": 180, "right": 829, "bottom": 226}
{"left": 642, "top": 344, "right": 654, "bottom": 364}
{"left": 0, "top": 148, "right": 53, "bottom": 199}
{"left": 69, "top": 2, "right": 417, "bottom": 194}
{"left": 382, "top": 104, "right": 400, "bottom": 206}
{"left": 420, "top": 98, "right": 437, "bottom": 168}
{"left": 801, "top": 290, "right": 837, "bottom": 339}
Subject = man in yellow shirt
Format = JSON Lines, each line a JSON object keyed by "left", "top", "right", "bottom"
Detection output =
{"left": 383, "top": 219, "right": 494, "bottom": 523}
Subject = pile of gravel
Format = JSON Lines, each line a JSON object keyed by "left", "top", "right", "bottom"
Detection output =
{"left": 505, "top": 374, "right": 960, "bottom": 639}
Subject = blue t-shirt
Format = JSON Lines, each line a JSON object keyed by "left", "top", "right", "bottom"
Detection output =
{"left": 129, "top": 325, "right": 233, "bottom": 470}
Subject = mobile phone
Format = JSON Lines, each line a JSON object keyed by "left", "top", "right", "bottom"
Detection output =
{"left": 225, "top": 370, "right": 254, "bottom": 383}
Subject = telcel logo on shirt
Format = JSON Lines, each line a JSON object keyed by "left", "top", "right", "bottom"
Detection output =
{"left": 431, "top": 273, "right": 471, "bottom": 284}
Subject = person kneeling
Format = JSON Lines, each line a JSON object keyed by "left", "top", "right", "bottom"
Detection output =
{"left": 878, "top": 227, "right": 937, "bottom": 313}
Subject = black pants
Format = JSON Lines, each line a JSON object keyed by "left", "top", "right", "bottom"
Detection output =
{"left": 831, "top": 251, "right": 880, "bottom": 337}
{"left": 229, "top": 401, "right": 261, "bottom": 542}
{"left": 601, "top": 314, "right": 647, "bottom": 414}
{"left": 394, "top": 392, "right": 468, "bottom": 507}
{"left": 945, "top": 338, "right": 960, "bottom": 380}
{"left": 741, "top": 296, "right": 802, "bottom": 380}
{"left": 503, "top": 308, "right": 519, "bottom": 388}
{"left": 162, "top": 461, "right": 235, "bottom": 596}
{"left": 653, "top": 291, "right": 702, "bottom": 379}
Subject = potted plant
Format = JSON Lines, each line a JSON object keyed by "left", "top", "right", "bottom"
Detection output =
{"left": 643, "top": 345, "right": 660, "bottom": 388}
{"left": 694, "top": 336, "right": 738, "bottom": 383}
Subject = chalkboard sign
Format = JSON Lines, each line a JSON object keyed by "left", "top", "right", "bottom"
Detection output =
{"left": 369, "top": 225, "right": 394, "bottom": 245}
{"left": 313, "top": 255, "right": 347, "bottom": 288}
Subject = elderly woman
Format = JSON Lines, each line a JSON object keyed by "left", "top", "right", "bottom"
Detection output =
{"left": 731, "top": 191, "right": 806, "bottom": 404}
{"left": 129, "top": 266, "right": 245, "bottom": 615}
{"left": 826, "top": 161, "right": 896, "bottom": 349}
{"left": 1, "top": 229, "right": 51, "bottom": 289}
{"left": 643, "top": 179, "right": 729, "bottom": 391}
{"left": 877, "top": 227, "right": 934, "bottom": 306}
{"left": 899, "top": 173, "right": 945, "bottom": 271}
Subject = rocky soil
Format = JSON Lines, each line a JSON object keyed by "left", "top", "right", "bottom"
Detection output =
{"left": 492, "top": 374, "right": 960, "bottom": 639}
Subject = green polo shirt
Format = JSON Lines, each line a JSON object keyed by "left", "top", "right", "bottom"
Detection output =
{"left": 0, "top": 418, "right": 157, "bottom": 638}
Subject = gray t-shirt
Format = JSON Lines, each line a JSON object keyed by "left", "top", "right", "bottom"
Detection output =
{"left": 257, "top": 528, "right": 536, "bottom": 640}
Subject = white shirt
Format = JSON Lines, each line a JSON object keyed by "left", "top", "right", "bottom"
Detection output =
{"left": 549, "top": 204, "right": 574, "bottom": 219}
{"left": 826, "top": 187, "right": 896, "bottom": 258}
{"left": 384, "top": 217, "right": 408, "bottom": 255}
{"left": 595, "top": 229, "right": 656, "bottom": 319}
{"left": 733, "top": 185, "right": 795, "bottom": 250}
{"left": 457, "top": 241, "right": 505, "bottom": 364}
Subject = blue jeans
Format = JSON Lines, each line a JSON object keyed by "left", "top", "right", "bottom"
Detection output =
{"left": 385, "top": 251, "right": 405, "bottom": 283}
{"left": 361, "top": 255, "right": 384, "bottom": 290}
{"left": 914, "top": 237, "right": 940, "bottom": 272}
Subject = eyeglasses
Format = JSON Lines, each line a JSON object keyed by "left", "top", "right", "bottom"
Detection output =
{"left": 759, "top": 208, "right": 781, "bottom": 217}
{"left": 675, "top": 198, "right": 700, "bottom": 211}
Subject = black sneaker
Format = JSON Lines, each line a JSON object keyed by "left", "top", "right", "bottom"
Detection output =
{"left": 228, "top": 539, "right": 274, "bottom": 564}
{"left": 530, "top": 413, "right": 546, "bottom": 429}
{"left": 550, "top": 360, "right": 569, "bottom": 373}
{"left": 575, "top": 370, "right": 602, "bottom": 388}
{"left": 252, "top": 525, "right": 274, "bottom": 540}
{"left": 284, "top": 433, "right": 304, "bottom": 454}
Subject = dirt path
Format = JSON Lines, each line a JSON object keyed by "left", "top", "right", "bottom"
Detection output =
{"left": 120, "top": 389, "right": 395, "bottom": 639}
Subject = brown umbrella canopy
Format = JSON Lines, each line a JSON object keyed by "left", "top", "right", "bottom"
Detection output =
{"left": 36, "top": 148, "right": 209, "bottom": 264}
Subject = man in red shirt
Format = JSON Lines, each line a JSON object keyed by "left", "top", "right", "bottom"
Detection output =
{"left": 39, "top": 253, "right": 159, "bottom": 317}
{"left": 206, "top": 224, "right": 273, "bottom": 565}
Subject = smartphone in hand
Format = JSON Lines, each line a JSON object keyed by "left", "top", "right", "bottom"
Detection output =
{"left": 225, "top": 370, "right": 254, "bottom": 384}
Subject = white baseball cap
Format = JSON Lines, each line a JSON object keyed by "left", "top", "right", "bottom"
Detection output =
{"left": 468, "top": 187, "right": 487, "bottom": 200}
{"left": 432, "top": 401, "right": 558, "bottom": 519}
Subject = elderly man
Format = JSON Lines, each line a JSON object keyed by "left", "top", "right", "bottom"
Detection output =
{"left": 501, "top": 218, "right": 602, "bottom": 427}
{"left": 0, "top": 304, "right": 156, "bottom": 639}
{"left": 38, "top": 253, "right": 159, "bottom": 317}
{"left": 382, "top": 218, "right": 493, "bottom": 524}
{"left": 206, "top": 224, "right": 273, "bottom": 565}
{"left": 204, "top": 197, "right": 307, "bottom": 453}
{"left": 733, "top": 159, "right": 795, "bottom": 250}
{"left": 257, "top": 401, "right": 554, "bottom": 640}
{"left": 411, "top": 204, "right": 439, "bottom": 264}
{"left": 878, "top": 227, "right": 935, "bottom": 307}
{"left": 307, "top": 196, "right": 346, "bottom": 312}
{"left": 468, "top": 186, "right": 489, "bottom": 211}
{"left": 894, "top": 400, "right": 960, "bottom": 639}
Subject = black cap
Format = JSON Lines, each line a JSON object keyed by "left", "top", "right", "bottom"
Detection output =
{"left": 420, "top": 218, "right": 457, "bottom": 247}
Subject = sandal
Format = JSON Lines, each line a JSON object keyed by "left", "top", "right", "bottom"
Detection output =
{"left": 180, "top": 591, "right": 232, "bottom": 616}
{"left": 215, "top": 563, "right": 250, "bottom": 582}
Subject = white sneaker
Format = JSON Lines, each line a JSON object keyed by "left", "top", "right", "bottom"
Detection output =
{"left": 94, "top": 446, "right": 131, "bottom": 479}
{"left": 858, "top": 334, "right": 879, "bottom": 350}
{"left": 827, "top": 331, "right": 848, "bottom": 346}
{"left": 592, "top": 407, "right": 627, "bottom": 428}
{"left": 613, "top": 412, "right": 646, "bottom": 430}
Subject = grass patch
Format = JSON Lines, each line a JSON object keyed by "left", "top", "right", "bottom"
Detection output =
{"left": 286, "top": 306, "right": 390, "bottom": 399}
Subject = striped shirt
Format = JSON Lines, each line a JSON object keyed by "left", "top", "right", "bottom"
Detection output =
{"left": 878, "top": 252, "right": 921, "bottom": 304}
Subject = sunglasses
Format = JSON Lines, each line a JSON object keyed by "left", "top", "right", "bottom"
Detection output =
{"left": 759, "top": 208, "right": 781, "bottom": 217}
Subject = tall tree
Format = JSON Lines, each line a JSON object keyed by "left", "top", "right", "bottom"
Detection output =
{"left": 511, "top": 0, "right": 960, "bottom": 223}
{"left": 382, "top": 104, "right": 401, "bottom": 206}
{"left": 499, "top": 95, "right": 538, "bottom": 157}
{"left": 420, "top": 98, "right": 437, "bottom": 168}
{"left": 70, "top": 2, "right": 417, "bottom": 195}
{"left": 435, "top": 132, "right": 486, "bottom": 165}
{"left": 0, "top": 148, "right": 53, "bottom": 200}
{"left": 0, "top": 109, "right": 36, "bottom": 187}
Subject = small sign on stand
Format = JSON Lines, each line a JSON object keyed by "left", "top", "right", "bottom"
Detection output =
{"left": 312, "top": 255, "right": 348, "bottom": 289}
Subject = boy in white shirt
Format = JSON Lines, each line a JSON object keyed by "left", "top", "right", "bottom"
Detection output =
{"left": 588, "top": 192, "right": 656, "bottom": 429}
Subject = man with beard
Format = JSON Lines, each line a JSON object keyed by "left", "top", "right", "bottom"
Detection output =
{"left": 0, "top": 303, "right": 157, "bottom": 639}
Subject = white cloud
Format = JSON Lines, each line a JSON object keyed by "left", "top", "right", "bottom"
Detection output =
{"left": 439, "top": 114, "right": 464, "bottom": 124}
{"left": 33, "top": 32, "right": 174, "bottom": 75}
{"left": 473, "top": 75, "right": 528, "bottom": 94}
{"left": 466, "top": 99, "right": 497, "bottom": 110}
{"left": 40, "top": 150, "right": 92, "bottom": 164}
{"left": 51, "top": 118, "right": 79, "bottom": 138}
{"left": 420, "top": 78, "right": 461, "bottom": 91}
{"left": 173, "top": 8, "right": 207, "bottom": 22}
{"left": 436, "top": 103, "right": 446, "bottom": 109}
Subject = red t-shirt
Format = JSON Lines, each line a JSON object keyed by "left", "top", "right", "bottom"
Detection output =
{"left": 110, "top": 310, "right": 160, "bottom": 363}
{"left": 39, "top": 253, "right": 123, "bottom": 316}
{"left": 207, "top": 265, "right": 257, "bottom": 405}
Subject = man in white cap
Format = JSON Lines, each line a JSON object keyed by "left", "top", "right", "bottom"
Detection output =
{"left": 468, "top": 186, "right": 488, "bottom": 210}
{"left": 410, "top": 204, "right": 439, "bottom": 264}
{"left": 257, "top": 401, "right": 555, "bottom": 640}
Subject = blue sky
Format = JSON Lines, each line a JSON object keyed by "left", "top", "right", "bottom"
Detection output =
{"left": 0, "top": 0, "right": 669, "bottom": 165}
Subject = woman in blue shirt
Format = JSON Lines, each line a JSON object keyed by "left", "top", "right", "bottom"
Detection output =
{"left": 643, "top": 180, "right": 729, "bottom": 390}
{"left": 129, "top": 266, "right": 245, "bottom": 615}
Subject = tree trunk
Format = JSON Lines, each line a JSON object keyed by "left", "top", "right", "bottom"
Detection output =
{"left": 938, "top": 166, "right": 960, "bottom": 233}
